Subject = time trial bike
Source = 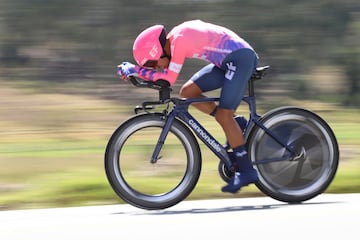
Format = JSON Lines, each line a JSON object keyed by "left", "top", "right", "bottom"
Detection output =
{"left": 104, "top": 66, "right": 339, "bottom": 210}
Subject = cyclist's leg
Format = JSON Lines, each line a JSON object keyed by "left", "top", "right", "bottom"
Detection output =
{"left": 217, "top": 48, "right": 259, "bottom": 193}
{"left": 217, "top": 48, "right": 258, "bottom": 148}
{"left": 179, "top": 64, "right": 224, "bottom": 114}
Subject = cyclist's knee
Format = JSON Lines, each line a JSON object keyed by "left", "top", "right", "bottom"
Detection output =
{"left": 179, "top": 81, "right": 202, "bottom": 98}
{"left": 214, "top": 108, "right": 234, "bottom": 125}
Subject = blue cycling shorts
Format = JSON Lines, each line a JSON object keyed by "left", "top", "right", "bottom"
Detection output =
{"left": 190, "top": 48, "right": 258, "bottom": 110}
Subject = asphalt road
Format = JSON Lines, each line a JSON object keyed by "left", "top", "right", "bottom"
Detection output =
{"left": 1, "top": 193, "right": 359, "bottom": 240}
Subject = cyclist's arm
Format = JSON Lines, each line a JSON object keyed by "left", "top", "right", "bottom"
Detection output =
{"left": 135, "top": 65, "right": 180, "bottom": 85}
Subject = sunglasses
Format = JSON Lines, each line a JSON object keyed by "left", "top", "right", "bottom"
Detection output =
{"left": 143, "top": 60, "right": 158, "bottom": 68}
{"left": 143, "top": 54, "right": 170, "bottom": 68}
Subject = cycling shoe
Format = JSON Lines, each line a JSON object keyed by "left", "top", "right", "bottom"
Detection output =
{"left": 221, "top": 169, "right": 258, "bottom": 193}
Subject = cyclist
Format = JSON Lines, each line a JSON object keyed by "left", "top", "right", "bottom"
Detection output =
{"left": 117, "top": 20, "right": 258, "bottom": 193}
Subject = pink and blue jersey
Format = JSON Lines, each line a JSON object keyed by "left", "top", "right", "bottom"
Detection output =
{"left": 136, "top": 20, "right": 254, "bottom": 85}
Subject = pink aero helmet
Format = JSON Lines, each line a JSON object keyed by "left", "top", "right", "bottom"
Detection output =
{"left": 133, "top": 25, "right": 166, "bottom": 67}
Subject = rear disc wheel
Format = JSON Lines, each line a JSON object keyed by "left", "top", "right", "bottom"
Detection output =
{"left": 247, "top": 107, "right": 339, "bottom": 203}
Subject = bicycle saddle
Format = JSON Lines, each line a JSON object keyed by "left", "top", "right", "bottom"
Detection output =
{"left": 251, "top": 66, "right": 270, "bottom": 80}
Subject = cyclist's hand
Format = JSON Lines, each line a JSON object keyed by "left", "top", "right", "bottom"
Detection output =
{"left": 117, "top": 62, "right": 138, "bottom": 80}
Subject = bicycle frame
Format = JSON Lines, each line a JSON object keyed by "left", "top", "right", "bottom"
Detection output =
{"left": 146, "top": 93, "right": 297, "bottom": 169}
{"left": 129, "top": 66, "right": 297, "bottom": 168}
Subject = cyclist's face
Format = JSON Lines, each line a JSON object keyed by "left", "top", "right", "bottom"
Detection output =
{"left": 157, "top": 56, "right": 170, "bottom": 69}
{"left": 143, "top": 56, "right": 170, "bottom": 69}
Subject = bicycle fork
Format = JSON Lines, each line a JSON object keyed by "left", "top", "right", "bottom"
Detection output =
{"left": 149, "top": 111, "right": 176, "bottom": 164}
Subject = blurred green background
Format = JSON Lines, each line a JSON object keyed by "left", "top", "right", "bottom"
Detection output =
{"left": 0, "top": 0, "right": 359, "bottom": 210}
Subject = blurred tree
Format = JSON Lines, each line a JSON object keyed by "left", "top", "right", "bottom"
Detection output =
{"left": 0, "top": 0, "right": 359, "bottom": 107}
{"left": 339, "top": 13, "right": 360, "bottom": 106}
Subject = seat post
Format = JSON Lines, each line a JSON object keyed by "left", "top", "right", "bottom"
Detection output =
{"left": 248, "top": 79, "right": 255, "bottom": 97}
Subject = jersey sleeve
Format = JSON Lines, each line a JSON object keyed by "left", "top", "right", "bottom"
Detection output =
{"left": 135, "top": 66, "right": 179, "bottom": 85}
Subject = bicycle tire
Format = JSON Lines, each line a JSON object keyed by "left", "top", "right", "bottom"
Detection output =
{"left": 247, "top": 107, "right": 339, "bottom": 203}
{"left": 105, "top": 113, "right": 202, "bottom": 210}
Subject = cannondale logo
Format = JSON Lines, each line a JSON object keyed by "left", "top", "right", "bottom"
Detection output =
{"left": 188, "top": 119, "right": 221, "bottom": 152}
